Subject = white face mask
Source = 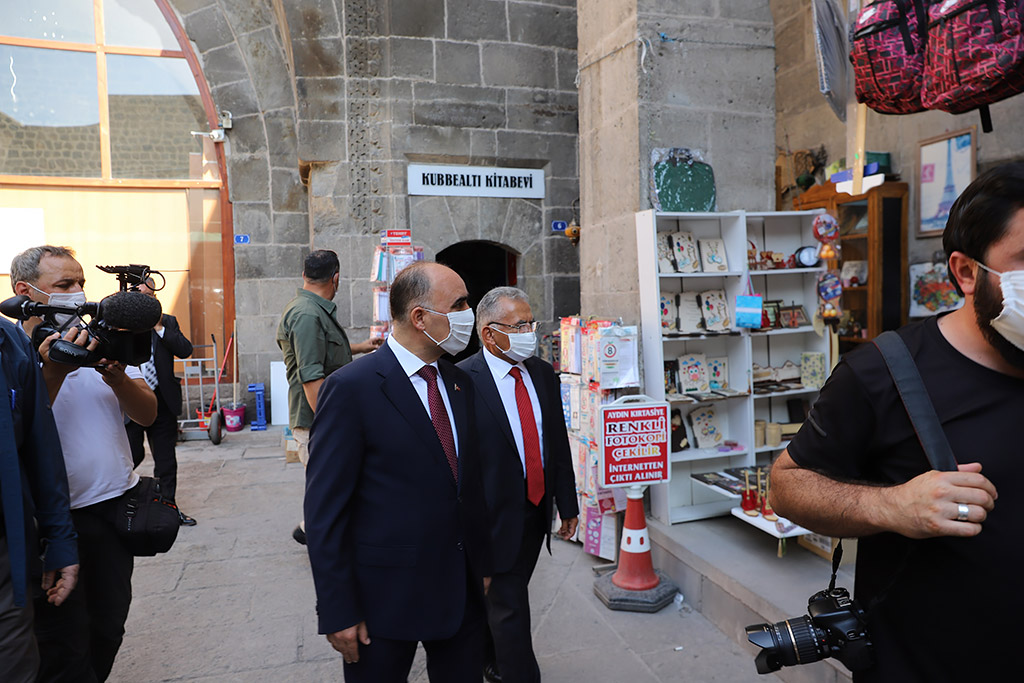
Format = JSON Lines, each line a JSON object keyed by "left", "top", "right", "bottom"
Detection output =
{"left": 27, "top": 282, "right": 87, "bottom": 328}
{"left": 423, "top": 307, "right": 475, "bottom": 355}
{"left": 977, "top": 262, "right": 1024, "bottom": 351}
{"left": 489, "top": 327, "right": 537, "bottom": 363}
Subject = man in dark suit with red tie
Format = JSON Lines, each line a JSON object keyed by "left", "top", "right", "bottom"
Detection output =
{"left": 304, "top": 261, "right": 493, "bottom": 683}
{"left": 458, "top": 287, "right": 579, "bottom": 683}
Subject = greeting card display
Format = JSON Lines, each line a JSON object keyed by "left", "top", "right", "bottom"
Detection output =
{"left": 677, "top": 291, "right": 704, "bottom": 333}
{"left": 657, "top": 234, "right": 677, "bottom": 272}
{"left": 688, "top": 406, "right": 724, "bottom": 448}
{"left": 801, "top": 351, "right": 827, "bottom": 389}
{"left": 707, "top": 356, "right": 729, "bottom": 389}
{"left": 660, "top": 292, "right": 678, "bottom": 331}
{"left": 698, "top": 238, "right": 729, "bottom": 272}
{"left": 699, "top": 289, "right": 731, "bottom": 331}
{"left": 676, "top": 352, "right": 709, "bottom": 393}
{"left": 671, "top": 231, "right": 701, "bottom": 273}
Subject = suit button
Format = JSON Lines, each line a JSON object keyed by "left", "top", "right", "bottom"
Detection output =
{"left": 457, "top": 542, "right": 464, "bottom": 551}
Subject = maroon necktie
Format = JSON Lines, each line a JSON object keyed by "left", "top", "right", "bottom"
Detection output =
{"left": 417, "top": 366, "right": 458, "bottom": 484}
{"left": 509, "top": 367, "right": 544, "bottom": 506}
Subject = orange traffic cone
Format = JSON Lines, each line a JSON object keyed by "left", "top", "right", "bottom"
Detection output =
{"left": 611, "top": 490, "right": 660, "bottom": 591}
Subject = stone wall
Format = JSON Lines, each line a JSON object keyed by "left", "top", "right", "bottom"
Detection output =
{"left": 770, "top": 0, "right": 1024, "bottom": 263}
{"left": 578, "top": 0, "right": 776, "bottom": 322}
{"left": 0, "top": 112, "right": 101, "bottom": 177}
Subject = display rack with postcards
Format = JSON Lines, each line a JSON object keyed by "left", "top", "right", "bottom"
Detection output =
{"left": 636, "top": 209, "right": 831, "bottom": 527}
{"left": 558, "top": 317, "right": 640, "bottom": 560}
{"left": 368, "top": 230, "right": 425, "bottom": 339}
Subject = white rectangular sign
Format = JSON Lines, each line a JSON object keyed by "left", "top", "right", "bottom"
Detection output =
{"left": 0, "top": 208, "right": 45, "bottom": 274}
{"left": 407, "top": 164, "right": 545, "bottom": 199}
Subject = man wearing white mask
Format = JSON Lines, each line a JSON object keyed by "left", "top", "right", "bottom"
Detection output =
{"left": 304, "top": 261, "right": 493, "bottom": 682}
{"left": 458, "top": 287, "right": 578, "bottom": 683}
{"left": 770, "top": 163, "right": 1024, "bottom": 682}
{"left": 10, "top": 245, "right": 156, "bottom": 682}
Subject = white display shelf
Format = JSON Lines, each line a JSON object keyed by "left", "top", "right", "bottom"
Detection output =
{"left": 749, "top": 267, "right": 826, "bottom": 276}
{"left": 749, "top": 326, "right": 816, "bottom": 337}
{"left": 753, "top": 387, "right": 819, "bottom": 400}
{"left": 659, "top": 271, "right": 745, "bottom": 279}
{"left": 755, "top": 440, "right": 791, "bottom": 454}
{"left": 730, "top": 507, "right": 810, "bottom": 539}
{"left": 692, "top": 477, "right": 741, "bottom": 500}
{"left": 669, "top": 500, "right": 735, "bottom": 524}
{"left": 666, "top": 392, "right": 750, "bottom": 404}
{"left": 671, "top": 447, "right": 749, "bottom": 463}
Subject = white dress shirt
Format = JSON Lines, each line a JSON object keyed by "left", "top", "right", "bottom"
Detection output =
{"left": 483, "top": 348, "right": 545, "bottom": 476}
{"left": 387, "top": 334, "right": 460, "bottom": 455}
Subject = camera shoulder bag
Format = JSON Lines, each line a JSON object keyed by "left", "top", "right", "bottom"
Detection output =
{"left": 115, "top": 476, "right": 180, "bottom": 556}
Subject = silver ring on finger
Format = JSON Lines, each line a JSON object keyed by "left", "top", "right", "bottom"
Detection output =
{"left": 956, "top": 503, "right": 970, "bottom": 522}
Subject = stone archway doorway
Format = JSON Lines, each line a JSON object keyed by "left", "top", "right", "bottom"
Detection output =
{"left": 437, "top": 241, "right": 518, "bottom": 363}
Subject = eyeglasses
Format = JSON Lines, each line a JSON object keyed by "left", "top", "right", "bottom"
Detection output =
{"left": 488, "top": 321, "right": 538, "bottom": 334}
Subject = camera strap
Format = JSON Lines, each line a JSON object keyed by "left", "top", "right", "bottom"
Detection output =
{"left": 829, "top": 331, "right": 958, "bottom": 606}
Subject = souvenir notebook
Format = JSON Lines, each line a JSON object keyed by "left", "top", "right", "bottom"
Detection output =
{"left": 671, "top": 231, "right": 700, "bottom": 273}
{"left": 689, "top": 406, "right": 724, "bottom": 448}
{"left": 677, "top": 291, "right": 704, "bottom": 333}
{"left": 657, "top": 234, "right": 677, "bottom": 272}
{"left": 676, "top": 353, "right": 709, "bottom": 393}
{"left": 699, "top": 289, "right": 731, "bottom": 331}
{"left": 660, "top": 292, "right": 678, "bottom": 331}
{"left": 707, "top": 356, "right": 728, "bottom": 389}
{"left": 698, "top": 238, "right": 729, "bottom": 272}
{"left": 801, "top": 351, "right": 827, "bottom": 389}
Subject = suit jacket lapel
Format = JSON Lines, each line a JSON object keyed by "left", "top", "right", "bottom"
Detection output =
{"left": 376, "top": 345, "right": 451, "bottom": 481}
{"left": 467, "top": 352, "right": 518, "bottom": 452}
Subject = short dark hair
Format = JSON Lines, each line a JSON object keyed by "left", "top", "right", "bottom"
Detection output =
{"left": 10, "top": 245, "right": 76, "bottom": 292}
{"left": 303, "top": 250, "right": 339, "bottom": 283}
{"left": 389, "top": 261, "right": 434, "bottom": 322}
{"left": 944, "top": 162, "right": 1024, "bottom": 294}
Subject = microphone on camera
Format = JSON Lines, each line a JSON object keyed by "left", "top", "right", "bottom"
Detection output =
{"left": 0, "top": 295, "right": 99, "bottom": 321}
{"left": 97, "top": 291, "right": 162, "bottom": 331}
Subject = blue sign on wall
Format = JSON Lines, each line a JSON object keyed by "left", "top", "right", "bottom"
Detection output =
{"left": 551, "top": 220, "right": 568, "bottom": 232}
{"left": 234, "top": 234, "right": 251, "bottom": 244}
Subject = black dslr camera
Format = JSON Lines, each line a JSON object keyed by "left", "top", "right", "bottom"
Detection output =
{"left": 745, "top": 586, "right": 873, "bottom": 674}
{"left": 0, "top": 264, "right": 163, "bottom": 367}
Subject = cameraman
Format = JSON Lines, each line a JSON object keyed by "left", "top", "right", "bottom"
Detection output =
{"left": 10, "top": 245, "right": 156, "bottom": 682}
{"left": 770, "top": 164, "right": 1024, "bottom": 681}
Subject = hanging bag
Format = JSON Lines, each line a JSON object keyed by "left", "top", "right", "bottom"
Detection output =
{"left": 851, "top": 0, "right": 930, "bottom": 114}
{"left": 921, "top": 0, "right": 1024, "bottom": 130}
{"left": 114, "top": 476, "right": 181, "bottom": 556}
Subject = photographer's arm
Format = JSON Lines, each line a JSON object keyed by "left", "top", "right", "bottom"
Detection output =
{"left": 39, "top": 327, "right": 90, "bottom": 405}
{"left": 770, "top": 449, "right": 998, "bottom": 540}
{"left": 96, "top": 363, "right": 157, "bottom": 426}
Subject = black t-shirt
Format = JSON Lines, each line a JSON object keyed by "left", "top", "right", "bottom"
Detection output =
{"left": 789, "top": 315, "right": 1024, "bottom": 682}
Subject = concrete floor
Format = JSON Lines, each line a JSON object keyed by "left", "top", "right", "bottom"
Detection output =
{"left": 110, "top": 426, "right": 775, "bottom": 682}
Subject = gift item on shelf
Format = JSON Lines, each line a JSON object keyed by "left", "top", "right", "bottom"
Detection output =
{"left": 677, "top": 291, "right": 704, "bottom": 333}
{"left": 800, "top": 352, "right": 827, "bottom": 389}
{"left": 698, "top": 238, "right": 729, "bottom": 272}
{"left": 671, "top": 231, "right": 701, "bottom": 273}
{"left": 372, "top": 287, "right": 391, "bottom": 323}
{"left": 765, "top": 422, "right": 783, "bottom": 447}
{"left": 664, "top": 360, "right": 679, "bottom": 396}
{"left": 560, "top": 316, "right": 583, "bottom": 374}
{"left": 840, "top": 260, "right": 868, "bottom": 287}
{"left": 657, "top": 233, "right": 676, "bottom": 272}
{"left": 677, "top": 352, "right": 709, "bottom": 393}
{"left": 754, "top": 419, "right": 766, "bottom": 448}
{"left": 660, "top": 292, "right": 678, "bottom": 331}
{"left": 670, "top": 408, "right": 689, "bottom": 451}
{"left": 691, "top": 471, "right": 745, "bottom": 496}
{"left": 707, "top": 356, "right": 728, "bottom": 390}
{"left": 688, "top": 406, "right": 724, "bottom": 448}
{"left": 699, "top": 289, "right": 732, "bottom": 331}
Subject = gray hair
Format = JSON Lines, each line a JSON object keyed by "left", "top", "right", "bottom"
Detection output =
{"left": 10, "top": 245, "right": 76, "bottom": 292}
{"left": 476, "top": 286, "right": 530, "bottom": 335}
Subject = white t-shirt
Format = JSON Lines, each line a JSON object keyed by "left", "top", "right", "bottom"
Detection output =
{"left": 52, "top": 366, "right": 141, "bottom": 509}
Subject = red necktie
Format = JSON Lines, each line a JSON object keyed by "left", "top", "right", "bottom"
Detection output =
{"left": 509, "top": 367, "right": 544, "bottom": 506}
{"left": 417, "top": 366, "right": 458, "bottom": 484}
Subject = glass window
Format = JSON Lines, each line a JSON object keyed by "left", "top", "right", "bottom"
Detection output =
{"left": 107, "top": 55, "right": 206, "bottom": 179}
{"left": 103, "top": 0, "right": 180, "bottom": 50}
{"left": 0, "top": 45, "right": 101, "bottom": 176}
{"left": 0, "top": 1, "right": 96, "bottom": 44}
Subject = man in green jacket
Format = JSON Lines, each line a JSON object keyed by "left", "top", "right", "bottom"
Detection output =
{"left": 277, "top": 250, "right": 380, "bottom": 545}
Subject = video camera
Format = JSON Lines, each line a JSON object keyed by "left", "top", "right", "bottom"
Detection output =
{"left": 0, "top": 264, "right": 165, "bottom": 367}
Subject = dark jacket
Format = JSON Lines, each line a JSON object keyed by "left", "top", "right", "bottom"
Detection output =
{"left": 151, "top": 314, "right": 192, "bottom": 415}
{"left": 0, "top": 318, "right": 77, "bottom": 606}
{"left": 304, "top": 342, "right": 493, "bottom": 639}
{"left": 458, "top": 350, "right": 579, "bottom": 573}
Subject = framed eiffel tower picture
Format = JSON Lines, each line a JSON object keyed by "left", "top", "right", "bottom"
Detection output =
{"left": 918, "top": 127, "right": 976, "bottom": 238}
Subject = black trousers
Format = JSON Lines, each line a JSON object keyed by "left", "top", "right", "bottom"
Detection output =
{"left": 341, "top": 571, "right": 487, "bottom": 683}
{"left": 126, "top": 392, "right": 179, "bottom": 501}
{"left": 485, "top": 500, "right": 546, "bottom": 683}
{"left": 34, "top": 498, "right": 134, "bottom": 683}
{"left": 0, "top": 536, "right": 38, "bottom": 683}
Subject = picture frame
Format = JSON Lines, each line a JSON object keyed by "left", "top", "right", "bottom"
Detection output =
{"left": 762, "top": 300, "right": 782, "bottom": 329}
{"left": 780, "top": 304, "right": 809, "bottom": 327}
{"left": 918, "top": 127, "right": 976, "bottom": 238}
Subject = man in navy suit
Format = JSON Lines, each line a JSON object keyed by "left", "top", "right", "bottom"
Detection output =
{"left": 458, "top": 287, "right": 579, "bottom": 683}
{"left": 304, "top": 261, "right": 493, "bottom": 683}
{"left": 125, "top": 278, "right": 195, "bottom": 525}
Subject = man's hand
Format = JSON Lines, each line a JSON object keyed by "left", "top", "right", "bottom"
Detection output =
{"left": 40, "top": 327, "right": 95, "bottom": 403}
{"left": 483, "top": 576, "right": 492, "bottom": 595}
{"left": 326, "top": 622, "right": 371, "bottom": 664}
{"left": 351, "top": 337, "right": 384, "bottom": 355}
{"left": 41, "top": 564, "right": 79, "bottom": 606}
{"left": 557, "top": 516, "right": 579, "bottom": 540}
{"left": 95, "top": 359, "right": 130, "bottom": 388}
{"left": 882, "top": 463, "right": 997, "bottom": 539}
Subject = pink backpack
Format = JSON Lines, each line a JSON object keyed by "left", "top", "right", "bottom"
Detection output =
{"left": 922, "top": 0, "right": 1024, "bottom": 129}
{"left": 851, "top": 0, "right": 929, "bottom": 114}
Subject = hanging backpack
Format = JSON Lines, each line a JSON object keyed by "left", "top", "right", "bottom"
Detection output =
{"left": 851, "top": 0, "right": 930, "bottom": 114}
{"left": 921, "top": 0, "right": 1024, "bottom": 131}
